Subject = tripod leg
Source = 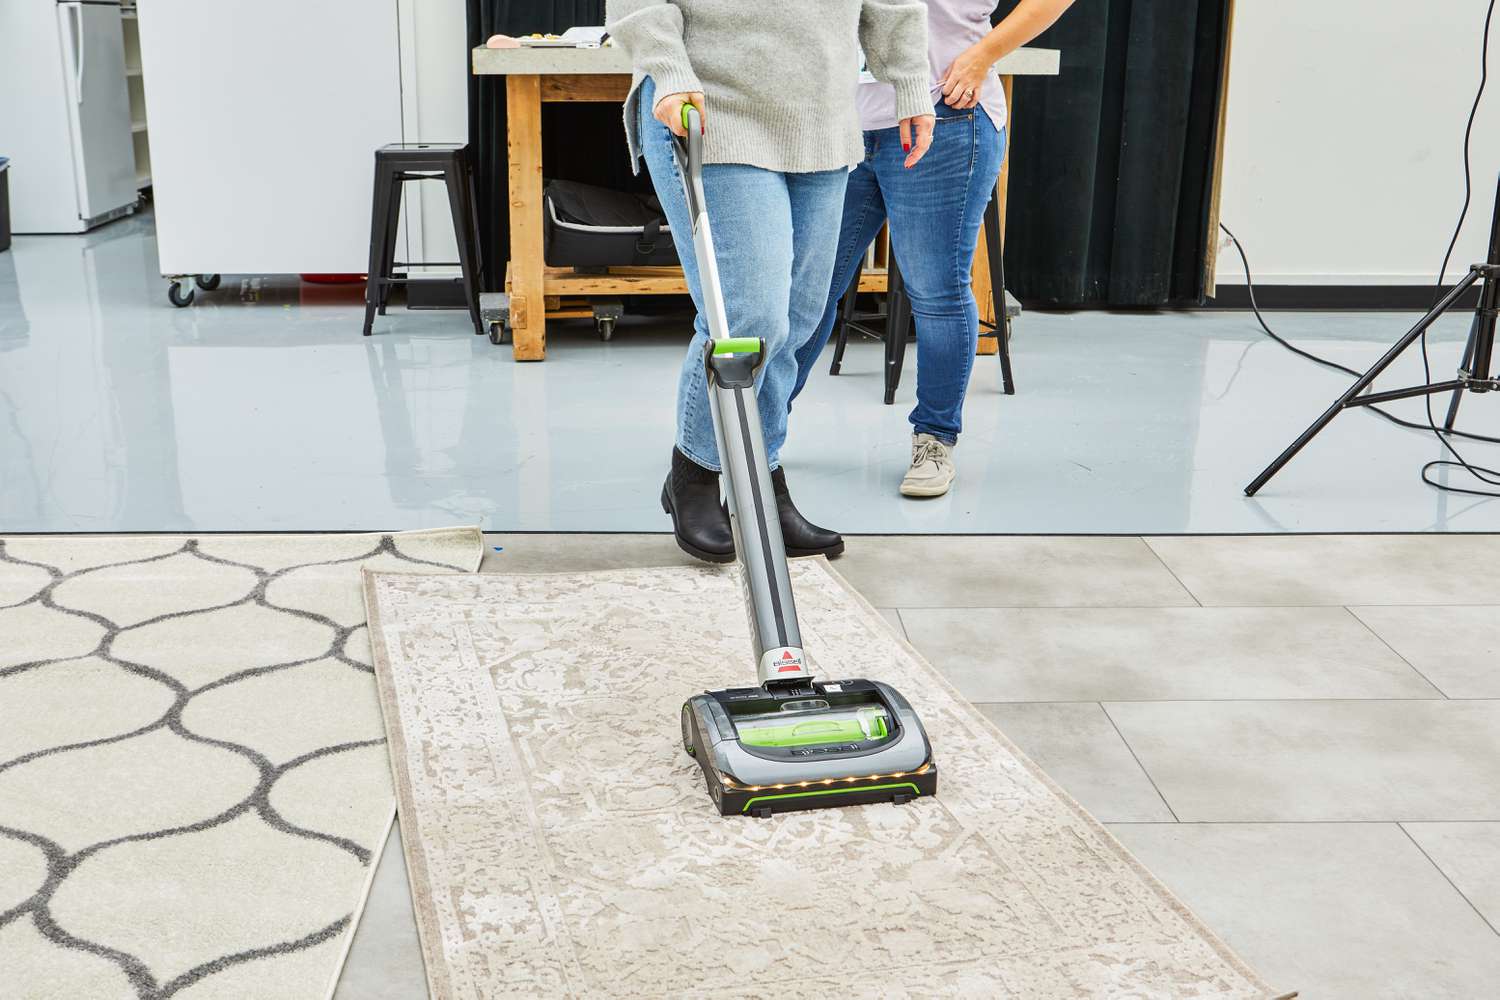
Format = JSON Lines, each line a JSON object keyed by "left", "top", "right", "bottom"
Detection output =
{"left": 1443, "top": 315, "right": 1480, "bottom": 431}
{"left": 1245, "top": 270, "right": 1482, "bottom": 496}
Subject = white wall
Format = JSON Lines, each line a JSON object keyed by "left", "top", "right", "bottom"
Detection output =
{"left": 1215, "top": 0, "right": 1500, "bottom": 286}
{"left": 397, "top": 0, "right": 469, "bottom": 272}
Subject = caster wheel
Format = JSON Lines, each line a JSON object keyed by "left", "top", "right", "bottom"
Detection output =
{"left": 488, "top": 321, "right": 511, "bottom": 346}
{"left": 194, "top": 274, "right": 222, "bottom": 291}
{"left": 168, "top": 282, "right": 195, "bottom": 308}
{"left": 597, "top": 317, "right": 616, "bottom": 341}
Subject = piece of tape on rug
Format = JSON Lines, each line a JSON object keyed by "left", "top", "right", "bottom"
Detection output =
{"left": 0, "top": 527, "right": 483, "bottom": 1000}
{"left": 365, "top": 557, "right": 1288, "bottom": 999}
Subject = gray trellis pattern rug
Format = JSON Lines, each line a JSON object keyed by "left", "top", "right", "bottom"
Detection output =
{"left": 365, "top": 559, "right": 1291, "bottom": 1000}
{"left": 0, "top": 528, "right": 482, "bottom": 1000}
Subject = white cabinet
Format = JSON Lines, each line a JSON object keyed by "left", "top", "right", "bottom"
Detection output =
{"left": 135, "top": 0, "right": 405, "bottom": 276}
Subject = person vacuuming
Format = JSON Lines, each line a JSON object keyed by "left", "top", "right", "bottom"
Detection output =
{"left": 606, "top": 0, "right": 934, "bottom": 563}
{"left": 667, "top": 106, "right": 938, "bottom": 817}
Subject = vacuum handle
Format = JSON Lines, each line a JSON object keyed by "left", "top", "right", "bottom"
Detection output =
{"left": 671, "top": 104, "right": 707, "bottom": 230}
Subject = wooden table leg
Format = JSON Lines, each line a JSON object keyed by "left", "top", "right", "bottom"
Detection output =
{"left": 972, "top": 75, "right": 1014, "bottom": 357}
{"left": 506, "top": 74, "right": 546, "bottom": 360}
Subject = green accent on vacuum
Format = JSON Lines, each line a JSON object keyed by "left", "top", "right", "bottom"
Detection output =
{"left": 681, "top": 103, "right": 697, "bottom": 130}
{"left": 712, "top": 337, "right": 761, "bottom": 356}
{"left": 740, "top": 782, "right": 921, "bottom": 813}
{"left": 737, "top": 713, "right": 888, "bottom": 748}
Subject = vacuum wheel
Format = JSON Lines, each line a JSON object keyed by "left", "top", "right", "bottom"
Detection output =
{"left": 195, "top": 273, "right": 222, "bottom": 291}
{"left": 168, "top": 282, "right": 195, "bottom": 308}
{"left": 680, "top": 703, "right": 697, "bottom": 757}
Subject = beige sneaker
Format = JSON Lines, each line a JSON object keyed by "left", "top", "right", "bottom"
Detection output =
{"left": 900, "top": 433, "right": 956, "bottom": 497}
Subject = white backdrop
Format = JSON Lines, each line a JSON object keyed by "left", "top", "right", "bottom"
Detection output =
{"left": 1215, "top": 0, "right": 1500, "bottom": 286}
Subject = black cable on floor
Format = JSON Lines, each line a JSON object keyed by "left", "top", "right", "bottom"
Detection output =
{"left": 1222, "top": 0, "right": 1500, "bottom": 497}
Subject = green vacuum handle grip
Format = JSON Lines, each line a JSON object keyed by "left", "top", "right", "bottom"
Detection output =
{"left": 681, "top": 103, "right": 702, "bottom": 133}
{"left": 713, "top": 337, "right": 761, "bottom": 356}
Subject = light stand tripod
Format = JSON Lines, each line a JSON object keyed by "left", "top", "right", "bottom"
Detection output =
{"left": 1245, "top": 175, "right": 1500, "bottom": 496}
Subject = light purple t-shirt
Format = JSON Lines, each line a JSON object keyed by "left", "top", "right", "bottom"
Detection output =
{"left": 857, "top": 0, "right": 1007, "bottom": 133}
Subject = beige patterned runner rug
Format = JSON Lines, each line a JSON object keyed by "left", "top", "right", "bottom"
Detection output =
{"left": 0, "top": 528, "right": 482, "bottom": 1000}
{"left": 366, "top": 558, "right": 1287, "bottom": 999}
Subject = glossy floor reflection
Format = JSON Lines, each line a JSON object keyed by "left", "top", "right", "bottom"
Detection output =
{"left": 3, "top": 213, "right": 1498, "bottom": 533}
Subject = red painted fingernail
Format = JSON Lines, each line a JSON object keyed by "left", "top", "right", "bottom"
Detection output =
{"left": 903, "top": 142, "right": 911, "bottom": 153}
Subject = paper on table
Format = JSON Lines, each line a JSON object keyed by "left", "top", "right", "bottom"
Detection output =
{"left": 515, "top": 26, "right": 608, "bottom": 48}
{"left": 560, "top": 26, "right": 608, "bottom": 47}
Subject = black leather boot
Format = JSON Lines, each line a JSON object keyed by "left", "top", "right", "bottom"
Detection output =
{"left": 661, "top": 448, "right": 735, "bottom": 564}
{"left": 771, "top": 467, "right": 844, "bottom": 558}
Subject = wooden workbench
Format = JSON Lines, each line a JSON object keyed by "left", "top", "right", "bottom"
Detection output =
{"left": 472, "top": 43, "right": 1060, "bottom": 361}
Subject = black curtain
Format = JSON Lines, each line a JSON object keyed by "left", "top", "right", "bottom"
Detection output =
{"left": 466, "top": 1, "right": 645, "bottom": 290}
{"left": 995, "top": 0, "right": 1231, "bottom": 306}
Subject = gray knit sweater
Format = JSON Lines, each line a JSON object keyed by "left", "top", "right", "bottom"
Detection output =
{"left": 607, "top": 1, "right": 931, "bottom": 174}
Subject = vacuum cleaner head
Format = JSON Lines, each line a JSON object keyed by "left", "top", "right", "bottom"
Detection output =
{"left": 682, "top": 678, "right": 937, "bottom": 817}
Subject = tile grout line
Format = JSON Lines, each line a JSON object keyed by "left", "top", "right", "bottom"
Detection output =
{"left": 1397, "top": 821, "right": 1500, "bottom": 940}
{"left": 1341, "top": 605, "right": 1451, "bottom": 699}
{"left": 1107, "top": 818, "right": 1500, "bottom": 825}
{"left": 1099, "top": 701, "right": 1180, "bottom": 823}
{"left": 974, "top": 697, "right": 1471, "bottom": 705}
{"left": 1139, "top": 536, "right": 1202, "bottom": 608}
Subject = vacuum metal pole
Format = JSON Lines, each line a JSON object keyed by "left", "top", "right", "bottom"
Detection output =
{"left": 674, "top": 106, "right": 811, "bottom": 688}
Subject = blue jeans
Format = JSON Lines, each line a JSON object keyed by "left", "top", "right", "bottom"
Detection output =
{"left": 792, "top": 105, "right": 1006, "bottom": 445}
{"left": 638, "top": 77, "right": 848, "bottom": 471}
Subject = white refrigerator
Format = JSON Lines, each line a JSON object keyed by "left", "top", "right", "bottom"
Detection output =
{"left": 0, "top": 0, "right": 138, "bottom": 233}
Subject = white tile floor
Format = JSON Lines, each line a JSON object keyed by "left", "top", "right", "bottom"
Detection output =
{"left": 334, "top": 532, "right": 1500, "bottom": 999}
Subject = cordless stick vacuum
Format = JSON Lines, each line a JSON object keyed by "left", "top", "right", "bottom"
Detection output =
{"left": 672, "top": 106, "right": 938, "bottom": 818}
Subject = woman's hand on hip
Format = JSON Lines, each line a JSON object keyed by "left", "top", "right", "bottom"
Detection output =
{"left": 939, "top": 43, "right": 993, "bottom": 110}
{"left": 899, "top": 114, "right": 935, "bottom": 168}
{"left": 654, "top": 91, "right": 707, "bottom": 137}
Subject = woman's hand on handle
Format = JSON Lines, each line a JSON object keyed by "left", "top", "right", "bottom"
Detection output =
{"left": 899, "top": 114, "right": 935, "bottom": 169}
{"left": 655, "top": 91, "right": 707, "bottom": 137}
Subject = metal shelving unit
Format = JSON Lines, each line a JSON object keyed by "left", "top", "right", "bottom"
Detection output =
{"left": 122, "top": 2, "right": 150, "bottom": 189}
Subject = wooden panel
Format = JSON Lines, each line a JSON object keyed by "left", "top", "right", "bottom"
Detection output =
{"left": 543, "top": 266, "right": 689, "bottom": 295}
{"left": 972, "top": 75, "right": 1015, "bottom": 356}
{"left": 506, "top": 74, "right": 546, "bottom": 359}
{"left": 536, "top": 264, "right": 893, "bottom": 297}
{"left": 1203, "top": 0, "right": 1236, "bottom": 298}
{"left": 541, "top": 74, "right": 630, "bottom": 102}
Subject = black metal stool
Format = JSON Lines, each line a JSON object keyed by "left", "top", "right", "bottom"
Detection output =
{"left": 830, "top": 192, "right": 1020, "bottom": 403}
{"left": 363, "top": 143, "right": 484, "bottom": 337}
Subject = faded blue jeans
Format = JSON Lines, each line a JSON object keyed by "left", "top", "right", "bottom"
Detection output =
{"left": 639, "top": 77, "right": 848, "bottom": 471}
{"left": 792, "top": 104, "right": 1006, "bottom": 445}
